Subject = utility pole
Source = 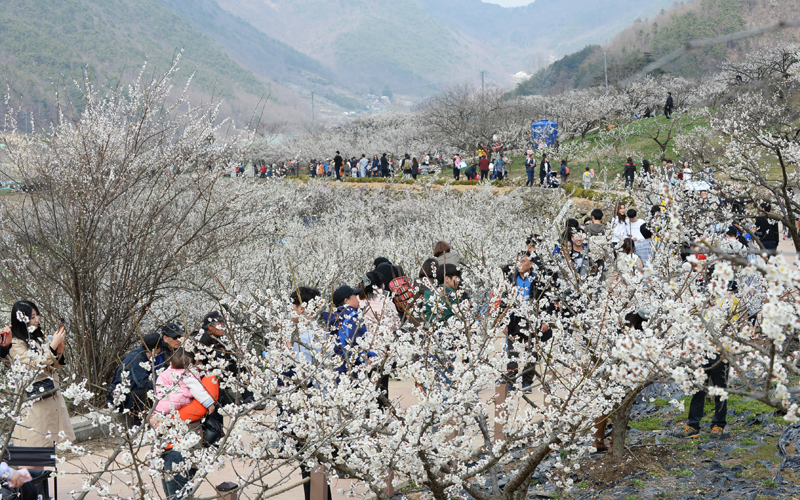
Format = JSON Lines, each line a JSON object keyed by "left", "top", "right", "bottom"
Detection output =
{"left": 311, "top": 91, "right": 315, "bottom": 136}
{"left": 604, "top": 52, "right": 609, "bottom": 94}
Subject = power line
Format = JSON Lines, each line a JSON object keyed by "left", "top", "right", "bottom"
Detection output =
{"left": 622, "top": 18, "right": 800, "bottom": 86}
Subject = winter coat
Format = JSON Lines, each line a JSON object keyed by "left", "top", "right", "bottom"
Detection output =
{"left": 435, "top": 250, "right": 463, "bottom": 267}
{"left": 623, "top": 162, "right": 637, "bottom": 177}
{"left": 323, "top": 306, "right": 375, "bottom": 373}
{"left": 9, "top": 337, "right": 75, "bottom": 446}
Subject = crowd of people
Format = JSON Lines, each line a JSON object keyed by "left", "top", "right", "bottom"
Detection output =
{"left": 0, "top": 155, "right": 783, "bottom": 498}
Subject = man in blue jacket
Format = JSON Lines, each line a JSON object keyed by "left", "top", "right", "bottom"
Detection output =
{"left": 106, "top": 332, "right": 165, "bottom": 424}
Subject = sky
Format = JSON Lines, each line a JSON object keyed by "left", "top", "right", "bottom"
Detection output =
{"left": 482, "top": 0, "right": 534, "bottom": 6}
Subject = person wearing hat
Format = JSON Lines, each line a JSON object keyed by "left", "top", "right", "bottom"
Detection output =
{"left": 323, "top": 285, "right": 375, "bottom": 374}
{"left": 106, "top": 332, "right": 166, "bottom": 424}
{"left": 194, "top": 312, "right": 251, "bottom": 408}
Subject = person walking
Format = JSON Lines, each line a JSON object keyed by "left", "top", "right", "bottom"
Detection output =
{"left": 623, "top": 157, "right": 636, "bottom": 189}
{"left": 559, "top": 160, "right": 569, "bottom": 185}
{"left": 359, "top": 154, "right": 369, "bottom": 178}
{"left": 8, "top": 300, "right": 75, "bottom": 447}
{"left": 675, "top": 353, "right": 728, "bottom": 439}
{"left": 411, "top": 157, "right": 420, "bottom": 180}
{"left": 664, "top": 92, "right": 674, "bottom": 119}
{"left": 582, "top": 167, "right": 594, "bottom": 190}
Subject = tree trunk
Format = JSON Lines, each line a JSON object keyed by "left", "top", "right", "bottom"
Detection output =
{"left": 611, "top": 390, "right": 638, "bottom": 457}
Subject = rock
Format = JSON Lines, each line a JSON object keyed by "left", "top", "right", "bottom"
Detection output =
{"left": 719, "top": 444, "right": 738, "bottom": 454}
{"left": 698, "top": 440, "right": 717, "bottom": 450}
{"left": 70, "top": 414, "right": 110, "bottom": 443}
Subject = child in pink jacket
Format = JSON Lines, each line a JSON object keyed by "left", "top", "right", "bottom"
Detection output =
{"left": 154, "top": 347, "right": 215, "bottom": 414}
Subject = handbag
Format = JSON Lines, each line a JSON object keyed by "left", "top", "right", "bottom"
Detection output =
{"left": 203, "top": 415, "right": 224, "bottom": 446}
{"left": 25, "top": 378, "right": 58, "bottom": 401}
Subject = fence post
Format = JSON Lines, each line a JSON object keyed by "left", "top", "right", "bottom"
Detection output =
{"left": 311, "top": 470, "right": 329, "bottom": 500}
{"left": 495, "top": 383, "right": 508, "bottom": 442}
{"left": 384, "top": 469, "right": 395, "bottom": 498}
{"left": 216, "top": 481, "right": 239, "bottom": 500}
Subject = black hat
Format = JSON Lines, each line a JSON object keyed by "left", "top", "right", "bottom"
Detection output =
{"left": 201, "top": 311, "right": 224, "bottom": 329}
{"left": 143, "top": 332, "right": 163, "bottom": 350}
{"left": 159, "top": 323, "right": 183, "bottom": 339}
{"left": 373, "top": 257, "right": 391, "bottom": 267}
{"left": 332, "top": 285, "right": 362, "bottom": 307}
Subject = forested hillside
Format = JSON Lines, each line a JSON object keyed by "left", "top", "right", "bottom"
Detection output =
{"left": 512, "top": 0, "right": 800, "bottom": 96}
{"left": 216, "top": 0, "right": 673, "bottom": 93}
{"left": 0, "top": 0, "right": 319, "bottom": 125}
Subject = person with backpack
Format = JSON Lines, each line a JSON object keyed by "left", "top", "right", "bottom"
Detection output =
{"left": 559, "top": 160, "right": 569, "bottom": 185}
{"left": 401, "top": 154, "right": 412, "bottom": 178}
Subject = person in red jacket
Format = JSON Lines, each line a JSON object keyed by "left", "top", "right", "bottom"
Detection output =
{"left": 478, "top": 155, "right": 490, "bottom": 181}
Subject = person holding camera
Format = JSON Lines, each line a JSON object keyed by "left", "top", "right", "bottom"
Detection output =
{"left": 8, "top": 300, "right": 75, "bottom": 447}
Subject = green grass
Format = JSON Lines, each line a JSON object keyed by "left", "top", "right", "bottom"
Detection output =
{"left": 740, "top": 438, "right": 758, "bottom": 446}
{"left": 653, "top": 398, "right": 670, "bottom": 407}
{"left": 624, "top": 496, "right": 643, "bottom": 500}
{"left": 675, "top": 469, "right": 693, "bottom": 477}
{"left": 629, "top": 416, "right": 665, "bottom": 431}
{"left": 727, "top": 395, "right": 776, "bottom": 415}
{"left": 632, "top": 478, "right": 644, "bottom": 488}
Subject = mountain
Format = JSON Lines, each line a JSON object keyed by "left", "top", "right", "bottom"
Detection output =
{"left": 155, "top": 0, "right": 331, "bottom": 88}
{"left": 216, "top": 0, "right": 675, "bottom": 94}
{"left": 511, "top": 0, "right": 800, "bottom": 96}
{"left": 414, "top": 0, "right": 676, "bottom": 54}
{"left": 214, "top": 0, "right": 495, "bottom": 96}
{"left": 0, "top": 0, "right": 331, "bottom": 127}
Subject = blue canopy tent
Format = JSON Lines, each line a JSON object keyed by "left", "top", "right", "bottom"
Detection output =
{"left": 531, "top": 120, "right": 558, "bottom": 148}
